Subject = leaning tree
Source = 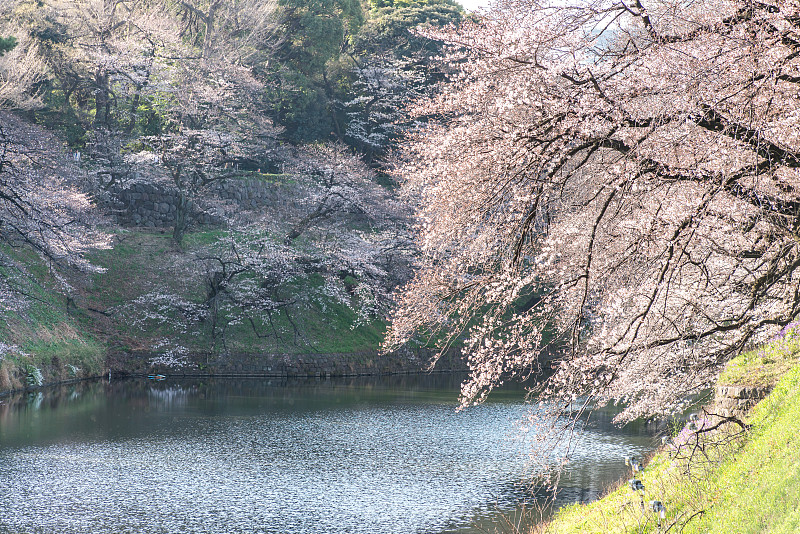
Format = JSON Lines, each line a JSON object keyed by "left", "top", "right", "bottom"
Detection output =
{"left": 388, "top": 0, "right": 800, "bottom": 421}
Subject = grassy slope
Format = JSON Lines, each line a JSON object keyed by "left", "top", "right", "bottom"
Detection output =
{"left": 544, "top": 332, "right": 800, "bottom": 534}
{"left": 1, "top": 221, "right": 388, "bottom": 392}
{"left": 86, "top": 229, "right": 386, "bottom": 356}
{"left": 0, "top": 246, "right": 105, "bottom": 391}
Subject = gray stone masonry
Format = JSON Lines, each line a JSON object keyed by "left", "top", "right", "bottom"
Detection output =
{"left": 111, "top": 347, "right": 467, "bottom": 378}
{"left": 107, "top": 177, "right": 301, "bottom": 228}
{"left": 711, "top": 384, "right": 772, "bottom": 418}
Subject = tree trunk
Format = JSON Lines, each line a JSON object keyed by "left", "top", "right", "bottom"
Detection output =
{"left": 93, "top": 69, "right": 110, "bottom": 129}
{"left": 173, "top": 190, "right": 189, "bottom": 248}
{"left": 284, "top": 202, "right": 332, "bottom": 244}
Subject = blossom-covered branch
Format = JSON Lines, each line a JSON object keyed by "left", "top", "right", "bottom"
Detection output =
{"left": 388, "top": 0, "right": 800, "bottom": 421}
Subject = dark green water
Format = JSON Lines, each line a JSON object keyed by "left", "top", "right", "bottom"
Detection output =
{"left": 0, "top": 374, "right": 656, "bottom": 533}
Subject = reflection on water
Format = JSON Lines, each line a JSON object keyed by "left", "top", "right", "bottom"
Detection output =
{"left": 0, "top": 375, "right": 657, "bottom": 533}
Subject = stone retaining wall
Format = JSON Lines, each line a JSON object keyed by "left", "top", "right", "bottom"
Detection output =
{"left": 110, "top": 348, "right": 467, "bottom": 378}
{"left": 111, "top": 183, "right": 184, "bottom": 227}
{"left": 712, "top": 384, "right": 772, "bottom": 418}
{"left": 108, "top": 177, "right": 300, "bottom": 228}
{"left": 212, "top": 177, "right": 300, "bottom": 209}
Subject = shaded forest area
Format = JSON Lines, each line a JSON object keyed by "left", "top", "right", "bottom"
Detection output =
{"left": 0, "top": 0, "right": 466, "bottom": 383}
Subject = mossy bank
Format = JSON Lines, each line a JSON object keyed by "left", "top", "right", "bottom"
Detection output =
{"left": 0, "top": 246, "right": 104, "bottom": 394}
{"left": 1, "top": 228, "right": 444, "bottom": 395}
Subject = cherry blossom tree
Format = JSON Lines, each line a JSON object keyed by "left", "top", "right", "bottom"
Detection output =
{"left": 283, "top": 143, "right": 408, "bottom": 242}
{"left": 342, "top": 0, "right": 464, "bottom": 161}
{"left": 37, "top": 0, "right": 287, "bottom": 246}
{"left": 117, "top": 34, "right": 284, "bottom": 246}
{"left": 341, "top": 56, "right": 423, "bottom": 161}
{"left": 131, "top": 124, "right": 280, "bottom": 246}
{"left": 388, "top": 0, "right": 800, "bottom": 421}
{"left": 5, "top": 0, "right": 281, "bottom": 130}
{"left": 282, "top": 144, "right": 416, "bottom": 319}
{"left": 121, "top": 143, "right": 413, "bottom": 354}
{"left": 0, "top": 112, "right": 109, "bottom": 311}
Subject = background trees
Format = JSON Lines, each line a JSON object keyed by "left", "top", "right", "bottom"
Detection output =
{"left": 0, "top": 112, "right": 109, "bottom": 311}
{"left": 389, "top": 0, "right": 800, "bottom": 421}
{"left": 116, "top": 144, "right": 412, "bottom": 354}
{"left": 5, "top": 0, "right": 286, "bottom": 246}
{"left": 1, "top": 0, "right": 463, "bottom": 164}
{"left": 0, "top": 0, "right": 420, "bottom": 360}
{"left": 268, "top": 0, "right": 364, "bottom": 141}
{"left": 343, "top": 0, "right": 464, "bottom": 161}
{"left": 267, "top": 0, "right": 463, "bottom": 156}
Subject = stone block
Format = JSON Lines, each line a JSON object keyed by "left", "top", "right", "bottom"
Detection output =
{"left": 716, "top": 385, "right": 771, "bottom": 399}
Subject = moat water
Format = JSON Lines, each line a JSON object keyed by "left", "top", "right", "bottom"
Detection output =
{"left": 0, "top": 374, "right": 656, "bottom": 533}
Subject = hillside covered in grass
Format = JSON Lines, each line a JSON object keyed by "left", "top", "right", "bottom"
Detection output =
{"left": 86, "top": 230, "right": 389, "bottom": 358}
{"left": 0, "top": 222, "right": 402, "bottom": 390}
{"left": 542, "top": 327, "right": 800, "bottom": 534}
{"left": 0, "top": 245, "right": 104, "bottom": 391}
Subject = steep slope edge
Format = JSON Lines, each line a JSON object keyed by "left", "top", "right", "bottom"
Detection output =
{"left": 545, "top": 327, "right": 800, "bottom": 533}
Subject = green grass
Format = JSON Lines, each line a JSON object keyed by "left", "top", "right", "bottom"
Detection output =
{"left": 0, "top": 244, "right": 106, "bottom": 390}
{"left": 182, "top": 228, "right": 230, "bottom": 248}
{"left": 718, "top": 332, "right": 800, "bottom": 387}
{"left": 198, "top": 269, "right": 387, "bottom": 355}
{"left": 245, "top": 171, "right": 294, "bottom": 183}
{"left": 7, "top": 337, "right": 104, "bottom": 376}
{"left": 697, "top": 367, "right": 800, "bottom": 533}
{"left": 86, "top": 229, "right": 388, "bottom": 356}
{"left": 545, "top": 330, "right": 800, "bottom": 534}
{"left": 211, "top": 306, "right": 386, "bottom": 355}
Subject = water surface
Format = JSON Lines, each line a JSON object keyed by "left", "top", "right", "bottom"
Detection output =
{"left": 0, "top": 375, "right": 656, "bottom": 533}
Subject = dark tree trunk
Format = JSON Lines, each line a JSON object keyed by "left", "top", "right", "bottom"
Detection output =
{"left": 173, "top": 190, "right": 189, "bottom": 247}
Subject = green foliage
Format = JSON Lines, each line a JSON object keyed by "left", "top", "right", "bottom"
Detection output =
{"left": 268, "top": 0, "right": 461, "bottom": 146}
{"left": 268, "top": 0, "right": 368, "bottom": 141}
{"left": 0, "top": 35, "right": 17, "bottom": 56}
{"left": 277, "top": 0, "right": 362, "bottom": 75}
{"left": 266, "top": 70, "right": 337, "bottom": 142}
{"left": 340, "top": 0, "right": 463, "bottom": 157}
{"left": 4, "top": 0, "right": 457, "bottom": 154}
{"left": 357, "top": 0, "right": 463, "bottom": 58}
{"left": 31, "top": 105, "right": 88, "bottom": 148}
